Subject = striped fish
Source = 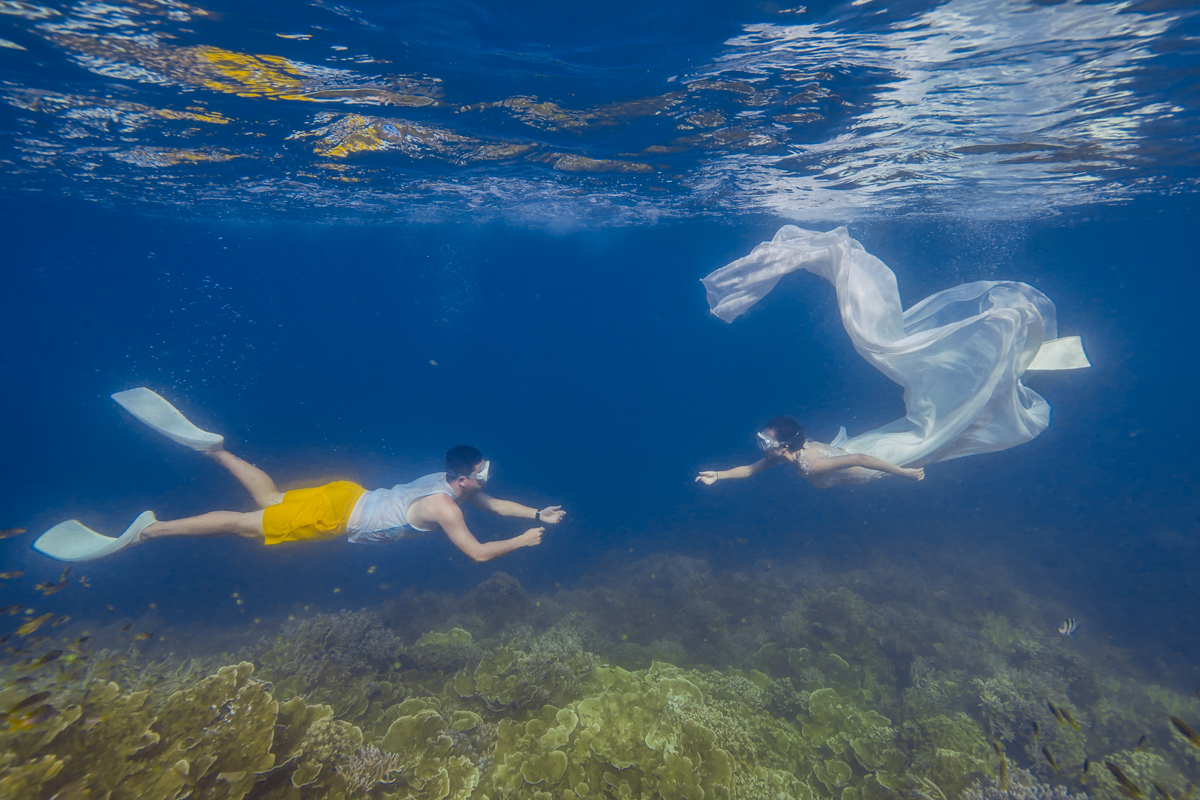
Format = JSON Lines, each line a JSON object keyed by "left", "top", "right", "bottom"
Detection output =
{"left": 1058, "top": 618, "right": 1080, "bottom": 638}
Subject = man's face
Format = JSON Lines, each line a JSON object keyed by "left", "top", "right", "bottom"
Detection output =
{"left": 460, "top": 460, "right": 489, "bottom": 492}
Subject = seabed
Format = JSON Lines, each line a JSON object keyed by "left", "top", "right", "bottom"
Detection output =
{"left": 2, "top": 554, "right": 1197, "bottom": 800}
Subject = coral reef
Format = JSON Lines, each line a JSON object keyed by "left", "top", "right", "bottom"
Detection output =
{"left": 453, "top": 621, "right": 600, "bottom": 712}
{"left": 961, "top": 767, "right": 1089, "bottom": 800}
{"left": 256, "top": 608, "right": 407, "bottom": 724}
{"left": 2, "top": 556, "right": 1198, "bottom": 800}
{"left": 338, "top": 744, "right": 402, "bottom": 794}
{"left": 259, "top": 609, "right": 403, "bottom": 689}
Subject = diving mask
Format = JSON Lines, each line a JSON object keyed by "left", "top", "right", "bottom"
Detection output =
{"left": 757, "top": 431, "right": 785, "bottom": 452}
{"left": 450, "top": 459, "right": 490, "bottom": 483}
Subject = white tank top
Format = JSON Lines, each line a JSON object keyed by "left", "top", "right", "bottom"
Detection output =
{"left": 345, "top": 472, "right": 456, "bottom": 544}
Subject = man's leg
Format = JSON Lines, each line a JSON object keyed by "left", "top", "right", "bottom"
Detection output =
{"left": 141, "top": 509, "right": 265, "bottom": 542}
{"left": 205, "top": 449, "right": 285, "bottom": 508}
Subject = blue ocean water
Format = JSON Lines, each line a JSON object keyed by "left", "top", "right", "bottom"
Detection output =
{"left": 1, "top": 0, "right": 1199, "bottom": 794}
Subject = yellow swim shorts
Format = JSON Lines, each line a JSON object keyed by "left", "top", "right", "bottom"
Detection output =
{"left": 261, "top": 480, "right": 366, "bottom": 546}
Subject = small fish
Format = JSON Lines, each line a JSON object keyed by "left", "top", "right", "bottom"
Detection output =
{"left": 6, "top": 604, "right": 23, "bottom": 616}
{"left": 78, "top": 575, "right": 90, "bottom": 588}
{"left": 9, "top": 676, "right": 35, "bottom": 685}
{"left": 50, "top": 615, "right": 70, "bottom": 628}
{"left": 1043, "top": 746, "right": 1059, "bottom": 771}
{"left": 17, "top": 612, "right": 54, "bottom": 637}
{"left": 30, "top": 650, "right": 62, "bottom": 667}
{"left": 0, "top": 571, "right": 24, "bottom": 579}
{"left": 7, "top": 691, "right": 50, "bottom": 715}
{"left": 1083, "top": 759, "right": 1091, "bottom": 779}
{"left": 1059, "top": 706, "right": 1082, "bottom": 731}
{"left": 133, "top": 633, "right": 154, "bottom": 641}
{"left": 1136, "top": 735, "right": 1148, "bottom": 750}
{"left": 59, "top": 567, "right": 70, "bottom": 581}
{"left": 7, "top": 704, "right": 54, "bottom": 731}
{"left": 1107, "top": 762, "right": 1145, "bottom": 800}
{"left": 1058, "top": 618, "right": 1080, "bottom": 637}
{"left": 1155, "top": 783, "right": 1175, "bottom": 800}
{"left": 0, "top": 635, "right": 9, "bottom": 645}
{"left": 0, "top": 528, "right": 26, "bottom": 539}
{"left": 1032, "top": 720, "right": 1042, "bottom": 737}
{"left": 993, "top": 742, "right": 1008, "bottom": 789}
{"left": 1171, "top": 718, "right": 1200, "bottom": 749}
{"left": 120, "top": 622, "right": 132, "bottom": 632}
{"left": 1047, "top": 701, "right": 1066, "bottom": 725}
{"left": 35, "top": 579, "right": 70, "bottom": 595}
{"left": 429, "top": 359, "right": 438, "bottom": 365}
{"left": 76, "top": 636, "right": 91, "bottom": 645}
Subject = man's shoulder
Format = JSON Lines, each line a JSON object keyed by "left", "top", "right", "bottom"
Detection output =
{"left": 417, "top": 490, "right": 458, "bottom": 513}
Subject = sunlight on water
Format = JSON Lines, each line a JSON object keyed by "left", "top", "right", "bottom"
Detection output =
{"left": 705, "top": 0, "right": 1187, "bottom": 219}
{"left": 0, "top": 0, "right": 1194, "bottom": 222}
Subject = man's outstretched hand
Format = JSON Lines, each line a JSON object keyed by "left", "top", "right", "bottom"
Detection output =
{"left": 538, "top": 506, "right": 566, "bottom": 524}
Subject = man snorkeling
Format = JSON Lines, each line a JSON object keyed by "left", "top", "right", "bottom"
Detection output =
{"left": 34, "top": 389, "right": 565, "bottom": 563}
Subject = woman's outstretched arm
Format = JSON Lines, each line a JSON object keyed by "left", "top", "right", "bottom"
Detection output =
{"left": 696, "top": 458, "right": 774, "bottom": 485}
{"left": 808, "top": 453, "right": 924, "bottom": 481}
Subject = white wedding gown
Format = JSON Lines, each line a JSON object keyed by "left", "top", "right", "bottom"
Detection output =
{"left": 702, "top": 226, "right": 1089, "bottom": 477}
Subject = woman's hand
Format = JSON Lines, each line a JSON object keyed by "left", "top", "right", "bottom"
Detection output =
{"left": 695, "top": 471, "right": 720, "bottom": 485}
{"left": 537, "top": 506, "right": 566, "bottom": 524}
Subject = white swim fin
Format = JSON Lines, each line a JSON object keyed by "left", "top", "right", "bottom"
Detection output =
{"left": 1027, "top": 336, "right": 1091, "bottom": 371}
{"left": 33, "top": 511, "right": 156, "bottom": 562}
{"left": 112, "top": 387, "right": 224, "bottom": 451}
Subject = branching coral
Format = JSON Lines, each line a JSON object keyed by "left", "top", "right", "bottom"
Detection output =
{"left": 337, "top": 743, "right": 402, "bottom": 794}
{"left": 962, "top": 767, "right": 1088, "bottom": 800}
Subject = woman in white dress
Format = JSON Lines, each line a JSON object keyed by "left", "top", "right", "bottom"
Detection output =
{"left": 696, "top": 415, "right": 924, "bottom": 489}
{"left": 695, "top": 226, "right": 1089, "bottom": 489}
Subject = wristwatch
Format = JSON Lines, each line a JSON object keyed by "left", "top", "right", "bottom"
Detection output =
{"left": 534, "top": 508, "right": 541, "bottom": 522}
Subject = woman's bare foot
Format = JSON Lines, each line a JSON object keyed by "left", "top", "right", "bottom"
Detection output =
{"left": 904, "top": 467, "right": 925, "bottom": 481}
{"left": 136, "top": 522, "right": 161, "bottom": 543}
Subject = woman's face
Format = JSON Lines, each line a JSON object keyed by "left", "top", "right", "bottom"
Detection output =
{"left": 760, "top": 429, "right": 791, "bottom": 458}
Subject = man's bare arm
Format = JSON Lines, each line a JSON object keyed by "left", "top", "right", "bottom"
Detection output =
{"left": 433, "top": 495, "right": 544, "bottom": 562}
{"left": 468, "top": 492, "right": 566, "bottom": 523}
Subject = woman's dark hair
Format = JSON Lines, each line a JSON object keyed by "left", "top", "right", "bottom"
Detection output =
{"left": 445, "top": 445, "right": 485, "bottom": 477}
{"left": 763, "top": 415, "right": 805, "bottom": 448}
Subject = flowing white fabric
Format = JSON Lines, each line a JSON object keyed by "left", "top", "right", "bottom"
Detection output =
{"left": 702, "top": 226, "right": 1088, "bottom": 470}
